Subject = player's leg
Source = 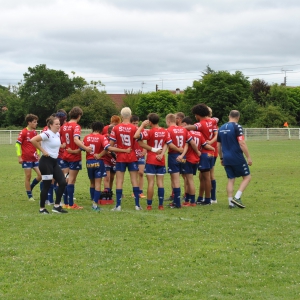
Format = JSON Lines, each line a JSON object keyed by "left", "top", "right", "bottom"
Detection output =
{"left": 114, "top": 165, "right": 125, "bottom": 209}
{"left": 199, "top": 170, "right": 211, "bottom": 205}
{"left": 129, "top": 169, "right": 141, "bottom": 209}
{"left": 156, "top": 173, "right": 165, "bottom": 209}
{"left": 146, "top": 174, "right": 155, "bottom": 209}
{"left": 138, "top": 163, "right": 145, "bottom": 197}
{"left": 170, "top": 172, "right": 181, "bottom": 208}
{"left": 67, "top": 168, "right": 80, "bottom": 208}
{"left": 23, "top": 167, "right": 34, "bottom": 200}
{"left": 31, "top": 165, "right": 42, "bottom": 192}
{"left": 210, "top": 164, "right": 217, "bottom": 203}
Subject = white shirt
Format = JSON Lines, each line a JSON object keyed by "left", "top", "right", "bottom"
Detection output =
{"left": 40, "top": 130, "right": 61, "bottom": 159}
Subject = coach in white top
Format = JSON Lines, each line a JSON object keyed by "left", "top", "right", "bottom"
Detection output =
{"left": 31, "top": 116, "right": 68, "bottom": 214}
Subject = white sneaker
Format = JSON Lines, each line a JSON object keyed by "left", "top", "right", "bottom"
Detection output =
{"left": 45, "top": 200, "right": 50, "bottom": 205}
{"left": 111, "top": 206, "right": 121, "bottom": 211}
{"left": 135, "top": 206, "right": 142, "bottom": 211}
{"left": 28, "top": 197, "right": 35, "bottom": 202}
{"left": 211, "top": 200, "right": 218, "bottom": 204}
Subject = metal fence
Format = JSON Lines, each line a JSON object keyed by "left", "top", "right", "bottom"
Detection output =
{"left": 1, "top": 128, "right": 300, "bottom": 145}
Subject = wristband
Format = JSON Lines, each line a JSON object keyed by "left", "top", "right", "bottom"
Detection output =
{"left": 151, "top": 147, "right": 161, "bottom": 153}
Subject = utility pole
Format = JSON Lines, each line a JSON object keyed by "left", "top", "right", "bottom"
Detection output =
{"left": 281, "top": 68, "right": 293, "bottom": 86}
{"left": 141, "top": 81, "right": 146, "bottom": 93}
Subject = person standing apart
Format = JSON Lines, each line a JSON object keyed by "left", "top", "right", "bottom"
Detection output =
{"left": 16, "top": 114, "right": 42, "bottom": 201}
{"left": 30, "top": 116, "right": 68, "bottom": 214}
{"left": 217, "top": 110, "right": 252, "bottom": 208}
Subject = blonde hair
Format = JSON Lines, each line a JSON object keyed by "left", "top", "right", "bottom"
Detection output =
{"left": 120, "top": 107, "right": 132, "bottom": 119}
{"left": 166, "top": 113, "right": 176, "bottom": 123}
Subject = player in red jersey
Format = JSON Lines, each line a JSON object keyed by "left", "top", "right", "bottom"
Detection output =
{"left": 60, "top": 106, "right": 92, "bottom": 209}
{"left": 102, "top": 115, "right": 121, "bottom": 135}
{"left": 109, "top": 107, "right": 141, "bottom": 211}
{"left": 185, "top": 104, "right": 218, "bottom": 205}
{"left": 83, "top": 122, "right": 131, "bottom": 211}
{"left": 16, "top": 114, "right": 42, "bottom": 201}
{"left": 178, "top": 117, "right": 214, "bottom": 206}
{"left": 166, "top": 113, "right": 197, "bottom": 208}
{"left": 208, "top": 107, "right": 219, "bottom": 204}
{"left": 131, "top": 115, "right": 147, "bottom": 198}
{"left": 134, "top": 113, "right": 172, "bottom": 210}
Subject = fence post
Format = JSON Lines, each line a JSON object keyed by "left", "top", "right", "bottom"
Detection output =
{"left": 267, "top": 128, "right": 269, "bottom": 141}
{"left": 10, "top": 130, "right": 12, "bottom": 145}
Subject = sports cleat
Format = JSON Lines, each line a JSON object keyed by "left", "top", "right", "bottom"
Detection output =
{"left": 146, "top": 205, "right": 152, "bottom": 210}
{"left": 139, "top": 193, "right": 146, "bottom": 198}
{"left": 199, "top": 201, "right": 211, "bottom": 206}
{"left": 111, "top": 206, "right": 121, "bottom": 211}
{"left": 231, "top": 197, "right": 245, "bottom": 208}
{"left": 168, "top": 202, "right": 175, "bottom": 207}
{"left": 68, "top": 203, "right": 83, "bottom": 209}
{"left": 196, "top": 200, "right": 204, "bottom": 205}
{"left": 182, "top": 202, "right": 191, "bottom": 207}
{"left": 229, "top": 205, "right": 236, "bottom": 209}
{"left": 52, "top": 206, "right": 68, "bottom": 213}
{"left": 29, "top": 197, "right": 35, "bottom": 202}
{"left": 158, "top": 205, "right": 164, "bottom": 210}
{"left": 62, "top": 204, "right": 69, "bottom": 209}
{"left": 92, "top": 206, "right": 101, "bottom": 212}
{"left": 39, "top": 208, "right": 49, "bottom": 214}
{"left": 211, "top": 200, "right": 218, "bottom": 204}
{"left": 190, "top": 203, "right": 197, "bottom": 207}
{"left": 170, "top": 205, "right": 181, "bottom": 209}
{"left": 135, "top": 206, "right": 143, "bottom": 211}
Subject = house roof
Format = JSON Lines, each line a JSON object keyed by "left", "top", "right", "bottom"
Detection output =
{"left": 107, "top": 94, "right": 126, "bottom": 108}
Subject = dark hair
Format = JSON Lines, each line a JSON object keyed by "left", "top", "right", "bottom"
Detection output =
{"left": 91, "top": 121, "right": 104, "bottom": 133}
{"left": 176, "top": 112, "right": 185, "bottom": 119}
{"left": 69, "top": 106, "right": 83, "bottom": 119}
{"left": 147, "top": 113, "right": 159, "bottom": 125}
{"left": 46, "top": 116, "right": 59, "bottom": 128}
{"left": 25, "top": 114, "right": 38, "bottom": 124}
{"left": 130, "top": 115, "right": 139, "bottom": 123}
{"left": 55, "top": 109, "right": 67, "bottom": 126}
{"left": 191, "top": 104, "right": 210, "bottom": 117}
{"left": 182, "top": 116, "right": 193, "bottom": 125}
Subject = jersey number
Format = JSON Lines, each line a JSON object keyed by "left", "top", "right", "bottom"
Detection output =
{"left": 120, "top": 134, "right": 131, "bottom": 146}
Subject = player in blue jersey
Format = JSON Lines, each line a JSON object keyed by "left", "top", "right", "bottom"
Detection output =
{"left": 217, "top": 110, "right": 252, "bottom": 209}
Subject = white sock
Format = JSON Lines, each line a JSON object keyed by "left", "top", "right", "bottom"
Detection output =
{"left": 228, "top": 197, "right": 233, "bottom": 205}
{"left": 235, "top": 191, "right": 242, "bottom": 199}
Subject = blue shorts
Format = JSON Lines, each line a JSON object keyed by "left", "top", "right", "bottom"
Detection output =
{"left": 105, "top": 164, "right": 116, "bottom": 173}
{"left": 22, "top": 161, "right": 39, "bottom": 169}
{"left": 57, "top": 158, "right": 68, "bottom": 169}
{"left": 116, "top": 162, "right": 138, "bottom": 172}
{"left": 63, "top": 160, "right": 82, "bottom": 171}
{"left": 138, "top": 157, "right": 145, "bottom": 165}
{"left": 198, "top": 153, "right": 214, "bottom": 171}
{"left": 224, "top": 163, "right": 250, "bottom": 179}
{"left": 168, "top": 153, "right": 184, "bottom": 174}
{"left": 86, "top": 159, "right": 107, "bottom": 179}
{"left": 182, "top": 161, "right": 198, "bottom": 175}
{"left": 145, "top": 164, "right": 166, "bottom": 175}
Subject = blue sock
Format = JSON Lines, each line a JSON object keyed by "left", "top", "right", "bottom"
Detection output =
{"left": 139, "top": 189, "right": 143, "bottom": 194}
{"left": 190, "top": 195, "right": 195, "bottom": 204}
{"left": 133, "top": 187, "right": 140, "bottom": 206}
{"left": 90, "top": 187, "right": 95, "bottom": 200}
{"left": 106, "top": 188, "right": 111, "bottom": 192}
{"left": 30, "top": 178, "right": 39, "bottom": 191}
{"left": 63, "top": 186, "right": 68, "bottom": 205}
{"left": 67, "top": 184, "right": 75, "bottom": 206}
{"left": 147, "top": 200, "right": 153, "bottom": 206}
{"left": 53, "top": 182, "right": 58, "bottom": 197}
{"left": 173, "top": 188, "right": 181, "bottom": 207}
{"left": 116, "top": 189, "right": 122, "bottom": 207}
{"left": 211, "top": 180, "right": 216, "bottom": 200}
{"left": 48, "top": 184, "right": 54, "bottom": 203}
{"left": 26, "top": 191, "right": 33, "bottom": 199}
{"left": 94, "top": 190, "right": 101, "bottom": 204}
{"left": 197, "top": 196, "right": 203, "bottom": 202}
{"left": 205, "top": 197, "right": 211, "bottom": 204}
{"left": 185, "top": 193, "right": 190, "bottom": 202}
{"left": 158, "top": 188, "right": 164, "bottom": 206}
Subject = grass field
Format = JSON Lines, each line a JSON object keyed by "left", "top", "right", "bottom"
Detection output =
{"left": 0, "top": 141, "right": 299, "bottom": 299}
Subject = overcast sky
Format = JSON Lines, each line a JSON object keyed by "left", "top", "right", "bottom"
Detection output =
{"left": 1, "top": 0, "right": 300, "bottom": 93}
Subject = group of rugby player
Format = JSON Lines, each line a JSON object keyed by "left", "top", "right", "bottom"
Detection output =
{"left": 16, "top": 102, "right": 252, "bottom": 213}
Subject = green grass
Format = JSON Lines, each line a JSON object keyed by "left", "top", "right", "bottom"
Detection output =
{"left": 1, "top": 141, "right": 300, "bottom": 299}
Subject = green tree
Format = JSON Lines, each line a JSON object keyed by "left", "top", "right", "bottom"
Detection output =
{"left": 123, "top": 90, "right": 142, "bottom": 115}
{"left": 286, "top": 87, "right": 300, "bottom": 123}
{"left": 0, "top": 87, "right": 24, "bottom": 127}
{"left": 250, "top": 78, "right": 270, "bottom": 106}
{"left": 58, "top": 87, "right": 118, "bottom": 128}
{"left": 254, "top": 105, "right": 296, "bottom": 127}
{"left": 179, "top": 70, "right": 251, "bottom": 122}
{"left": 238, "top": 96, "right": 260, "bottom": 127}
{"left": 136, "top": 90, "right": 180, "bottom": 126}
{"left": 18, "top": 64, "right": 87, "bottom": 125}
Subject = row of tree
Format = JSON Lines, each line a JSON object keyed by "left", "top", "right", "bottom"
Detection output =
{"left": 1, "top": 64, "right": 299, "bottom": 128}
